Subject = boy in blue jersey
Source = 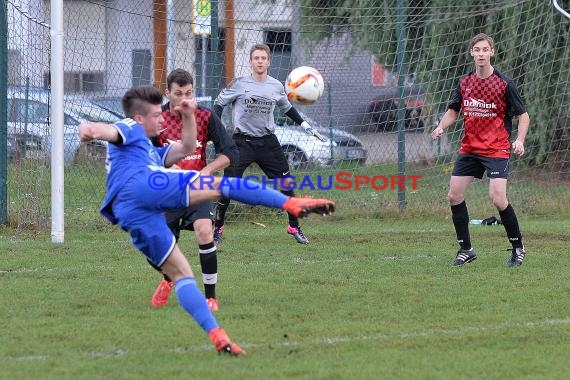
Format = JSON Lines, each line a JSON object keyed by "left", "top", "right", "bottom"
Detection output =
{"left": 78, "top": 85, "right": 335, "bottom": 356}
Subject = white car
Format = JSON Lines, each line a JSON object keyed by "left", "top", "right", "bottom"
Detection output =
{"left": 86, "top": 96, "right": 369, "bottom": 169}
{"left": 273, "top": 124, "right": 334, "bottom": 168}
{"left": 274, "top": 110, "right": 368, "bottom": 168}
{"left": 6, "top": 87, "right": 120, "bottom": 164}
{"left": 223, "top": 108, "right": 368, "bottom": 169}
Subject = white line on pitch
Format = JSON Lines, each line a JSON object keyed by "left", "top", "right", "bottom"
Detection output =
{"left": 4, "top": 318, "right": 569, "bottom": 362}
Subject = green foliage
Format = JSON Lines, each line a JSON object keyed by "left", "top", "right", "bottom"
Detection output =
{"left": 298, "top": 0, "right": 570, "bottom": 167}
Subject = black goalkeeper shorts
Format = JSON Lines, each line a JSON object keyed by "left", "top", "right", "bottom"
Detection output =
{"left": 224, "top": 133, "right": 290, "bottom": 178}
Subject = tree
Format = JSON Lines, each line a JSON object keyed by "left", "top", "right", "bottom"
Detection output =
{"left": 298, "top": 0, "right": 569, "bottom": 168}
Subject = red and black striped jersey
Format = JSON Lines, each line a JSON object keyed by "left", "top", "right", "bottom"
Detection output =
{"left": 155, "top": 106, "right": 237, "bottom": 171}
{"left": 448, "top": 69, "right": 526, "bottom": 158}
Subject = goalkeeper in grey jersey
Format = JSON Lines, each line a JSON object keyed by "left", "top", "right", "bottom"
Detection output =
{"left": 213, "top": 43, "right": 324, "bottom": 245}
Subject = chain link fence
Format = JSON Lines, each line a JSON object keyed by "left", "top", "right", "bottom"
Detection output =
{"left": 2, "top": 0, "right": 569, "bottom": 232}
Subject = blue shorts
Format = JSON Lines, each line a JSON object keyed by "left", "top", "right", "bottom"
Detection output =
{"left": 111, "top": 167, "right": 200, "bottom": 267}
{"left": 452, "top": 154, "right": 510, "bottom": 179}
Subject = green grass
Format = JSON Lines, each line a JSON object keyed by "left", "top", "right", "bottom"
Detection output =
{"left": 1, "top": 217, "right": 569, "bottom": 379}
{"left": 6, "top": 160, "right": 570, "bottom": 230}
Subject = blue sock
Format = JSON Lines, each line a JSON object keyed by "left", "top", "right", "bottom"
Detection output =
{"left": 220, "top": 177, "right": 288, "bottom": 209}
{"left": 174, "top": 277, "right": 218, "bottom": 333}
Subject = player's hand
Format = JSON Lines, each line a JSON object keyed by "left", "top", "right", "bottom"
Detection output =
{"left": 78, "top": 123, "right": 95, "bottom": 142}
{"left": 512, "top": 140, "right": 525, "bottom": 156}
{"left": 301, "top": 121, "right": 327, "bottom": 142}
{"left": 431, "top": 126, "right": 444, "bottom": 140}
{"left": 175, "top": 99, "right": 198, "bottom": 119}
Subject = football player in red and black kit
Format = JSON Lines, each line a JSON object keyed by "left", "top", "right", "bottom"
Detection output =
{"left": 150, "top": 69, "right": 238, "bottom": 310}
{"left": 431, "top": 33, "right": 530, "bottom": 268}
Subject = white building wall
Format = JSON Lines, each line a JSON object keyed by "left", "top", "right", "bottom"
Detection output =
{"left": 104, "top": 0, "right": 154, "bottom": 94}
{"left": 171, "top": 0, "right": 196, "bottom": 73}
{"left": 57, "top": 1, "right": 106, "bottom": 72}
{"left": 7, "top": 0, "right": 295, "bottom": 91}
{"left": 7, "top": 0, "right": 49, "bottom": 87}
{"left": 231, "top": 0, "right": 292, "bottom": 78}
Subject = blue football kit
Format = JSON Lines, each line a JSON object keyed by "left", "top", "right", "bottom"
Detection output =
{"left": 100, "top": 118, "right": 199, "bottom": 266}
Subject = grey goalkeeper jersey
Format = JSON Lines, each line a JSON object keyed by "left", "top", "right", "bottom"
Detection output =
{"left": 214, "top": 74, "right": 293, "bottom": 137}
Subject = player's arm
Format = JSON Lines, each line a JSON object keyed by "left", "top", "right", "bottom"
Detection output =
{"left": 201, "top": 110, "right": 237, "bottom": 175}
{"left": 512, "top": 112, "right": 530, "bottom": 156}
{"left": 213, "top": 77, "right": 240, "bottom": 119}
{"left": 213, "top": 104, "right": 224, "bottom": 119}
{"left": 506, "top": 79, "right": 530, "bottom": 156}
{"left": 276, "top": 81, "right": 326, "bottom": 142}
{"left": 431, "top": 109, "right": 459, "bottom": 140}
{"left": 284, "top": 106, "right": 327, "bottom": 142}
{"left": 79, "top": 122, "right": 121, "bottom": 143}
{"left": 164, "top": 99, "right": 198, "bottom": 167}
{"left": 431, "top": 80, "right": 462, "bottom": 140}
{"left": 201, "top": 155, "right": 230, "bottom": 176}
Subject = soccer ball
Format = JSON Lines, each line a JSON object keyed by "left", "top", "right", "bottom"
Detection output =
{"left": 285, "top": 66, "right": 325, "bottom": 104}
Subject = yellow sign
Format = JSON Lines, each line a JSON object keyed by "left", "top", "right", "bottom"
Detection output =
{"left": 192, "top": 0, "right": 211, "bottom": 36}
{"left": 196, "top": 0, "right": 211, "bottom": 17}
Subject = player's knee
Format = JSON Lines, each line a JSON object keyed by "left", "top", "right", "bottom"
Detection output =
{"left": 194, "top": 225, "right": 213, "bottom": 242}
{"left": 490, "top": 194, "right": 508, "bottom": 210}
{"left": 447, "top": 191, "right": 462, "bottom": 205}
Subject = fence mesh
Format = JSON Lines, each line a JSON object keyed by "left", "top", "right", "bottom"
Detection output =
{"left": 2, "top": 0, "right": 569, "bottom": 232}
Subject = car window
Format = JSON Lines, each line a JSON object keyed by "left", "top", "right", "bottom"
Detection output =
{"left": 64, "top": 114, "right": 79, "bottom": 125}
{"left": 11, "top": 99, "right": 49, "bottom": 123}
{"left": 92, "top": 99, "right": 124, "bottom": 117}
{"left": 7, "top": 98, "right": 13, "bottom": 121}
{"left": 274, "top": 109, "right": 287, "bottom": 126}
{"left": 65, "top": 102, "right": 120, "bottom": 124}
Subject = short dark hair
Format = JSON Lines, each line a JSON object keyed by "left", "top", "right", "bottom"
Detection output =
{"left": 470, "top": 33, "right": 494, "bottom": 50}
{"left": 122, "top": 85, "right": 163, "bottom": 118}
{"left": 167, "top": 68, "right": 194, "bottom": 90}
{"left": 249, "top": 43, "right": 271, "bottom": 60}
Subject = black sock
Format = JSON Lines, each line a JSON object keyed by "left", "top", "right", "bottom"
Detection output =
{"left": 214, "top": 199, "right": 229, "bottom": 228}
{"left": 281, "top": 189, "right": 298, "bottom": 227}
{"left": 451, "top": 201, "right": 472, "bottom": 250}
{"left": 199, "top": 242, "right": 217, "bottom": 299}
{"left": 499, "top": 204, "right": 523, "bottom": 249}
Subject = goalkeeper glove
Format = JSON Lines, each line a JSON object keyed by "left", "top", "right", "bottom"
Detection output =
{"left": 301, "top": 121, "right": 327, "bottom": 142}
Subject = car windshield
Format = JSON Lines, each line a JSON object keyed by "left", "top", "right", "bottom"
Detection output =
{"left": 274, "top": 109, "right": 319, "bottom": 128}
{"left": 91, "top": 98, "right": 124, "bottom": 117}
{"left": 65, "top": 101, "right": 121, "bottom": 123}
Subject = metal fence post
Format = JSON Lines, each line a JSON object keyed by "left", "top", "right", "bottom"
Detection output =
{"left": 0, "top": 0, "right": 8, "bottom": 225}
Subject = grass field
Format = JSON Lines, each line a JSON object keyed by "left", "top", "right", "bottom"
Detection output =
{"left": 7, "top": 160, "right": 570, "bottom": 230}
{"left": 1, "top": 216, "right": 569, "bottom": 379}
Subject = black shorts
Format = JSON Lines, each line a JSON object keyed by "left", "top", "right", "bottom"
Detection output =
{"left": 164, "top": 201, "right": 213, "bottom": 240}
{"left": 452, "top": 154, "right": 510, "bottom": 179}
{"left": 225, "top": 133, "right": 290, "bottom": 178}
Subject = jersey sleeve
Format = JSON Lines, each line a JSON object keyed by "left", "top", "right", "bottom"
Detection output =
{"left": 207, "top": 111, "right": 238, "bottom": 165}
{"left": 112, "top": 118, "right": 141, "bottom": 145}
{"left": 505, "top": 79, "right": 527, "bottom": 117}
{"left": 448, "top": 79, "right": 462, "bottom": 112}
{"left": 214, "top": 77, "right": 241, "bottom": 107}
{"left": 275, "top": 81, "right": 293, "bottom": 113}
{"left": 156, "top": 145, "right": 173, "bottom": 166}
